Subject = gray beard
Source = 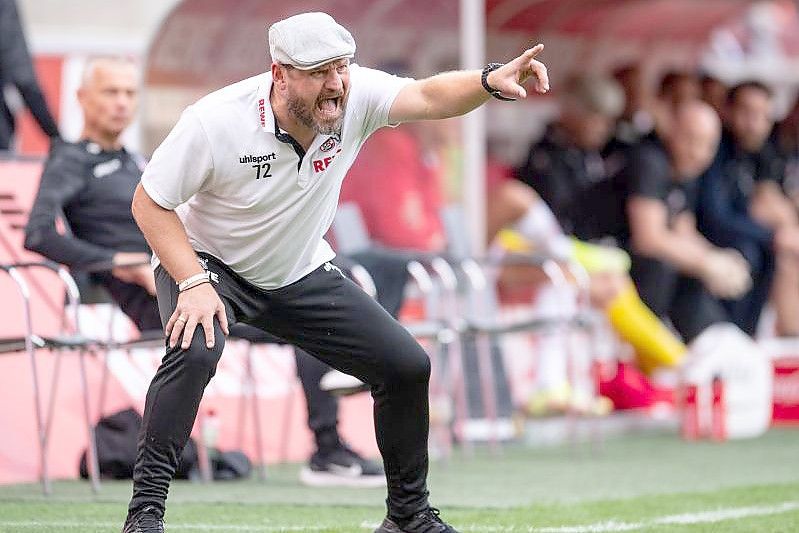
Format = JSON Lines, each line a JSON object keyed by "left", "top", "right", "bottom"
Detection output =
{"left": 287, "top": 93, "right": 346, "bottom": 136}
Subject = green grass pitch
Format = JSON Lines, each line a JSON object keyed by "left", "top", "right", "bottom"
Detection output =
{"left": 1, "top": 429, "right": 798, "bottom": 532}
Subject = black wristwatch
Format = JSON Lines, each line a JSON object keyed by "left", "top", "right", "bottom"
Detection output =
{"left": 481, "top": 63, "right": 516, "bottom": 101}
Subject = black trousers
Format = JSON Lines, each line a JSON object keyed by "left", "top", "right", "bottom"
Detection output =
{"left": 99, "top": 274, "right": 348, "bottom": 454}
{"left": 128, "top": 255, "right": 430, "bottom": 520}
{"left": 103, "top": 248, "right": 411, "bottom": 455}
{"left": 629, "top": 254, "right": 726, "bottom": 341}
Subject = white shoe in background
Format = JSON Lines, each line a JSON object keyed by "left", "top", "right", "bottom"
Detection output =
{"left": 319, "top": 369, "right": 369, "bottom": 396}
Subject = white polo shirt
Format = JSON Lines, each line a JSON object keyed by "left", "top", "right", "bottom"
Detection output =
{"left": 141, "top": 65, "right": 412, "bottom": 289}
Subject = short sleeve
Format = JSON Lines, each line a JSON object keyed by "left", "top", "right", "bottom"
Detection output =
{"left": 140, "top": 107, "right": 213, "bottom": 209}
{"left": 350, "top": 65, "right": 414, "bottom": 138}
{"left": 624, "top": 145, "right": 669, "bottom": 201}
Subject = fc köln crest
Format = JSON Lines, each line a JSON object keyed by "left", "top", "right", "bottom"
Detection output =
{"left": 320, "top": 137, "right": 337, "bottom": 152}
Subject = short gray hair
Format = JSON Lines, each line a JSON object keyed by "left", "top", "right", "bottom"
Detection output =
{"left": 80, "top": 56, "right": 138, "bottom": 87}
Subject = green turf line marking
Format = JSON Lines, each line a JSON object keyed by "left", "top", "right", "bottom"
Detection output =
{"left": 1, "top": 501, "right": 797, "bottom": 532}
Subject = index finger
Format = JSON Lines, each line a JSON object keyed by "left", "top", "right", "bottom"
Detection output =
{"left": 511, "top": 45, "right": 544, "bottom": 70}
{"left": 526, "top": 43, "right": 544, "bottom": 58}
{"left": 518, "top": 43, "right": 544, "bottom": 63}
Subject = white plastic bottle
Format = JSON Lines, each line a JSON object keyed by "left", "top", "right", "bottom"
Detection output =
{"left": 202, "top": 408, "right": 221, "bottom": 450}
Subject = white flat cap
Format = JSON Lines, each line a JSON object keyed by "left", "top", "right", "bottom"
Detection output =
{"left": 268, "top": 12, "right": 356, "bottom": 70}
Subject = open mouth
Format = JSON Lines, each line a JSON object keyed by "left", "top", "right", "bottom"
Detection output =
{"left": 316, "top": 96, "right": 341, "bottom": 118}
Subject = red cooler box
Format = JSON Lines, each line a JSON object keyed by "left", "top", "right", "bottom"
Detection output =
{"left": 773, "top": 356, "right": 799, "bottom": 425}
{"left": 757, "top": 339, "right": 799, "bottom": 425}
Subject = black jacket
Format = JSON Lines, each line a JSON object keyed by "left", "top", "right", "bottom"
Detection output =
{"left": 24, "top": 139, "right": 149, "bottom": 267}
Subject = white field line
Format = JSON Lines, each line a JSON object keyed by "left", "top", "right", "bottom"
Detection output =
{"left": 475, "top": 500, "right": 799, "bottom": 533}
{"left": 1, "top": 501, "right": 797, "bottom": 532}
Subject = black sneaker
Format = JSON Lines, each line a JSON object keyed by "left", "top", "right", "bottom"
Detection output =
{"left": 300, "top": 442, "right": 386, "bottom": 488}
{"left": 374, "top": 508, "right": 459, "bottom": 533}
{"left": 121, "top": 505, "right": 164, "bottom": 533}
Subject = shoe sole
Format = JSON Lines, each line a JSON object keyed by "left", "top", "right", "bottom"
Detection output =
{"left": 299, "top": 467, "right": 387, "bottom": 488}
{"left": 373, "top": 519, "right": 403, "bottom": 533}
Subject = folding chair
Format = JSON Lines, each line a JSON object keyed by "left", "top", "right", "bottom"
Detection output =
{"left": 0, "top": 159, "right": 218, "bottom": 485}
{"left": 77, "top": 260, "right": 273, "bottom": 483}
{"left": 439, "top": 205, "right": 604, "bottom": 451}
{"left": 0, "top": 261, "right": 102, "bottom": 495}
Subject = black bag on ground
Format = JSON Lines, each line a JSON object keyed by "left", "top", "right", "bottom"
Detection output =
{"left": 79, "top": 407, "right": 199, "bottom": 480}
{"left": 210, "top": 450, "right": 252, "bottom": 480}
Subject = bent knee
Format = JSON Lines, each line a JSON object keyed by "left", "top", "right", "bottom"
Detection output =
{"left": 383, "top": 346, "right": 431, "bottom": 386}
{"left": 182, "top": 330, "right": 225, "bottom": 375}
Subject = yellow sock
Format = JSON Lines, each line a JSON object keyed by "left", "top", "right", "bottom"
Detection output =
{"left": 496, "top": 230, "right": 682, "bottom": 373}
{"left": 571, "top": 238, "right": 630, "bottom": 274}
{"left": 496, "top": 230, "right": 630, "bottom": 274}
{"left": 605, "top": 282, "right": 687, "bottom": 374}
{"left": 496, "top": 228, "right": 535, "bottom": 253}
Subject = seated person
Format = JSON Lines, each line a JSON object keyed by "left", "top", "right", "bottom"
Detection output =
{"left": 516, "top": 74, "right": 623, "bottom": 241}
{"left": 24, "top": 56, "right": 387, "bottom": 487}
{"left": 512, "top": 73, "right": 688, "bottom": 376}
{"left": 698, "top": 81, "right": 799, "bottom": 336}
{"left": 613, "top": 101, "right": 748, "bottom": 339}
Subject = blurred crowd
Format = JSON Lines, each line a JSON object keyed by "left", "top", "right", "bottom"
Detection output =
{"left": 344, "top": 63, "right": 799, "bottom": 345}
{"left": 338, "top": 63, "right": 799, "bottom": 414}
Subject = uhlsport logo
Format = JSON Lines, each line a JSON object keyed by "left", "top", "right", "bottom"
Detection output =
{"left": 239, "top": 153, "right": 276, "bottom": 164}
{"left": 240, "top": 152, "right": 277, "bottom": 180}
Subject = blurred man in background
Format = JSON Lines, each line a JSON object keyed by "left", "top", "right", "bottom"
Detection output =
{"left": 775, "top": 95, "right": 799, "bottom": 208}
{"left": 24, "top": 57, "right": 157, "bottom": 328}
{"left": 508, "top": 74, "right": 690, "bottom": 410}
{"left": 609, "top": 64, "right": 656, "bottom": 149}
{"left": 614, "top": 101, "right": 747, "bottom": 341}
{"left": 24, "top": 56, "right": 386, "bottom": 491}
{"left": 698, "top": 81, "right": 799, "bottom": 336}
{"left": 657, "top": 71, "right": 700, "bottom": 110}
{"left": 516, "top": 74, "right": 623, "bottom": 241}
{"left": 0, "top": 0, "right": 60, "bottom": 151}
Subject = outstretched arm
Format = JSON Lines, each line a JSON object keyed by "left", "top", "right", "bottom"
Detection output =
{"left": 388, "top": 44, "right": 549, "bottom": 123}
